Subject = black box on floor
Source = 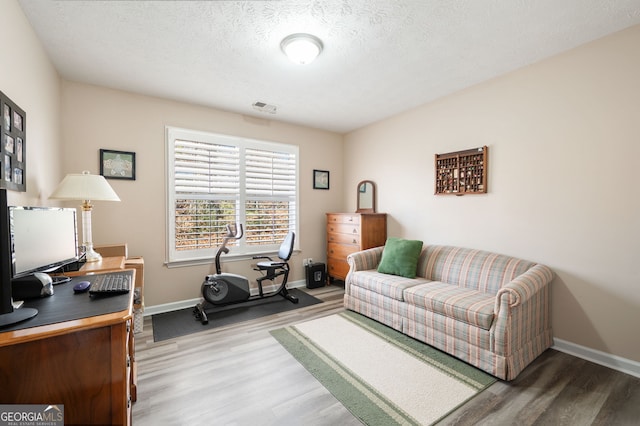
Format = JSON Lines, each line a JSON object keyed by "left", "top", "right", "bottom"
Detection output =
{"left": 305, "top": 263, "right": 326, "bottom": 289}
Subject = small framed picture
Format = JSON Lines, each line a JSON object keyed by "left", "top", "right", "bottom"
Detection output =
{"left": 4, "top": 135, "right": 14, "bottom": 154}
{"left": 100, "top": 149, "right": 136, "bottom": 180}
{"left": 13, "top": 111, "right": 23, "bottom": 132}
{"left": 313, "top": 169, "right": 330, "bottom": 190}
{"left": 16, "top": 137, "right": 23, "bottom": 162}
{"left": 14, "top": 168, "right": 22, "bottom": 185}
{"left": 3, "top": 104, "right": 10, "bottom": 132}
{"left": 4, "top": 155, "right": 11, "bottom": 182}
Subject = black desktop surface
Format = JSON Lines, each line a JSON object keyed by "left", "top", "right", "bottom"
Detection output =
{"left": 0, "top": 270, "right": 133, "bottom": 333}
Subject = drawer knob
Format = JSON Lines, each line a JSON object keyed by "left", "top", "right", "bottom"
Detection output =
{"left": 352, "top": 229, "right": 357, "bottom": 234}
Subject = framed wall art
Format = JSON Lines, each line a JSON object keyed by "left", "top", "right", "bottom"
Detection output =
{"left": 435, "top": 146, "right": 488, "bottom": 195}
{"left": 0, "top": 90, "right": 26, "bottom": 192}
{"left": 100, "top": 149, "right": 136, "bottom": 180}
{"left": 313, "top": 169, "right": 329, "bottom": 190}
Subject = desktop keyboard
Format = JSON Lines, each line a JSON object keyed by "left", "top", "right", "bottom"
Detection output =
{"left": 89, "top": 273, "right": 131, "bottom": 295}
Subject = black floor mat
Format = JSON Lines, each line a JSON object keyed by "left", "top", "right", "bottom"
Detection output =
{"left": 152, "top": 288, "right": 322, "bottom": 342}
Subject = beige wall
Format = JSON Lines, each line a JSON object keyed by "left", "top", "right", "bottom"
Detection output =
{"left": 60, "top": 82, "right": 343, "bottom": 306}
{"left": 344, "top": 25, "right": 640, "bottom": 362}
{"left": 0, "top": 0, "right": 62, "bottom": 207}
{"left": 5, "top": 0, "right": 638, "bottom": 366}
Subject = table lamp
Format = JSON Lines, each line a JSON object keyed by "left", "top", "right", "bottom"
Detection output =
{"left": 50, "top": 170, "right": 120, "bottom": 262}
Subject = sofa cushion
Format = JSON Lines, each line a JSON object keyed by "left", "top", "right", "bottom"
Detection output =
{"left": 403, "top": 282, "right": 495, "bottom": 330}
{"left": 416, "top": 245, "right": 536, "bottom": 294}
{"left": 377, "top": 238, "right": 424, "bottom": 278}
{"left": 348, "top": 270, "right": 430, "bottom": 301}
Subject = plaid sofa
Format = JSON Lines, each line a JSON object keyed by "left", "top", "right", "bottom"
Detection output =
{"left": 344, "top": 245, "right": 554, "bottom": 380}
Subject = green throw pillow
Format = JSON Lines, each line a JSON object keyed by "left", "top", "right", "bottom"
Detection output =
{"left": 377, "top": 238, "right": 423, "bottom": 278}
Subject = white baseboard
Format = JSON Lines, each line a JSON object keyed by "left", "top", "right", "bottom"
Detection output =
{"left": 143, "top": 279, "right": 306, "bottom": 317}
{"left": 143, "top": 297, "right": 201, "bottom": 317}
{"left": 553, "top": 338, "right": 640, "bottom": 379}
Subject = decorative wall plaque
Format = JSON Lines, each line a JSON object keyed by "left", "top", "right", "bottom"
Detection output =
{"left": 435, "top": 146, "right": 488, "bottom": 195}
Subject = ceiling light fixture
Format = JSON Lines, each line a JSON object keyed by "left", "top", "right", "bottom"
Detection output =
{"left": 280, "top": 33, "right": 323, "bottom": 65}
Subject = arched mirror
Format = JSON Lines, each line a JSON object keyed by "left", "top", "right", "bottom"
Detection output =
{"left": 356, "top": 180, "right": 376, "bottom": 213}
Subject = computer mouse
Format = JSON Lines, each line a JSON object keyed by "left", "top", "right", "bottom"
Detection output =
{"left": 73, "top": 281, "right": 91, "bottom": 293}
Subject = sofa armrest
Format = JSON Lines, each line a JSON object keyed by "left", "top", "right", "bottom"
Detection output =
{"left": 494, "top": 264, "right": 554, "bottom": 311}
{"left": 345, "top": 246, "right": 384, "bottom": 296}
{"left": 492, "top": 264, "right": 554, "bottom": 370}
{"left": 347, "top": 246, "right": 384, "bottom": 272}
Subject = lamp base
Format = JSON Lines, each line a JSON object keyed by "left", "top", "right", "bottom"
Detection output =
{"left": 85, "top": 246, "right": 102, "bottom": 262}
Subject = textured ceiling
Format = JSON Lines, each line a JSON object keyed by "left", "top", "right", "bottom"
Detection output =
{"left": 17, "top": 0, "right": 640, "bottom": 133}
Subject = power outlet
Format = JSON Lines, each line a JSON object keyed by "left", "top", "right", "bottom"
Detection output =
{"left": 302, "top": 258, "right": 314, "bottom": 267}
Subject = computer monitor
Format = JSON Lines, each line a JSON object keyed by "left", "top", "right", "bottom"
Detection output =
{"left": 9, "top": 205, "right": 79, "bottom": 279}
{"left": 0, "top": 190, "right": 36, "bottom": 327}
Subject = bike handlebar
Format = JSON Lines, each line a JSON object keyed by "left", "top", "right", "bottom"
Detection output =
{"left": 215, "top": 223, "right": 244, "bottom": 274}
{"left": 226, "top": 223, "right": 244, "bottom": 240}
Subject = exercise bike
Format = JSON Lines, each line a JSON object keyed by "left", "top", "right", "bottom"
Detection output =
{"left": 193, "top": 223, "right": 298, "bottom": 325}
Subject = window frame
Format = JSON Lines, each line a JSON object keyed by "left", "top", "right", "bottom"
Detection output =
{"left": 165, "top": 126, "right": 299, "bottom": 266}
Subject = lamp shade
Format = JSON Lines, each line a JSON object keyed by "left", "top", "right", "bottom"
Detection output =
{"left": 50, "top": 171, "right": 120, "bottom": 202}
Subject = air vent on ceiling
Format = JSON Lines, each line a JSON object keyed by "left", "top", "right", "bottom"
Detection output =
{"left": 252, "top": 101, "right": 277, "bottom": 114}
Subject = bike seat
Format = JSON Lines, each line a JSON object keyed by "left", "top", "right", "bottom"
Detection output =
{"left": 256, "top": 260, "right": 286, "bottom": 270}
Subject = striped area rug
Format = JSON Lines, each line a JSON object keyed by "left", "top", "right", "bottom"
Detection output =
{"left": 270, "top": 311, "right": 496, "bottom": 425}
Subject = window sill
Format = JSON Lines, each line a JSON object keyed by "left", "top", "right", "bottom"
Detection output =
{"left": 165, "top": 249, "right": 300, "bottom": 269}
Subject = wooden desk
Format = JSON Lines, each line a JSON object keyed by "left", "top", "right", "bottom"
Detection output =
{"left": 0, "top": 271, "right": 135, "bottom": 426}
{"left": 66, "top": 256, "right": 126, "bottom": 276}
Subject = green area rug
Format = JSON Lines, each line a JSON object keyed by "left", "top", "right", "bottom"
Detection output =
{"left": 271, "top": 311, "right": 496, "bottom": 425}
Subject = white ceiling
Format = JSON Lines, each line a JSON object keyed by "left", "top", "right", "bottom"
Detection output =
{"left": 17, "top": 0, "right": 640, "bottom": 133}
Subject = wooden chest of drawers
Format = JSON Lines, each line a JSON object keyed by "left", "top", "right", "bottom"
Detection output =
{"left": 326, "top": 213, "right": 387, "bottom": 282}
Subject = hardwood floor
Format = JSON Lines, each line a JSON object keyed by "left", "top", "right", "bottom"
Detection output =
{"left": 133, "top": 286, "right": 640, "bottom": 425}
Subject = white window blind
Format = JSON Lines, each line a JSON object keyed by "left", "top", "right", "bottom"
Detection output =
{"left": 166, "top": 127, "right": 298, "bottom": 264}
